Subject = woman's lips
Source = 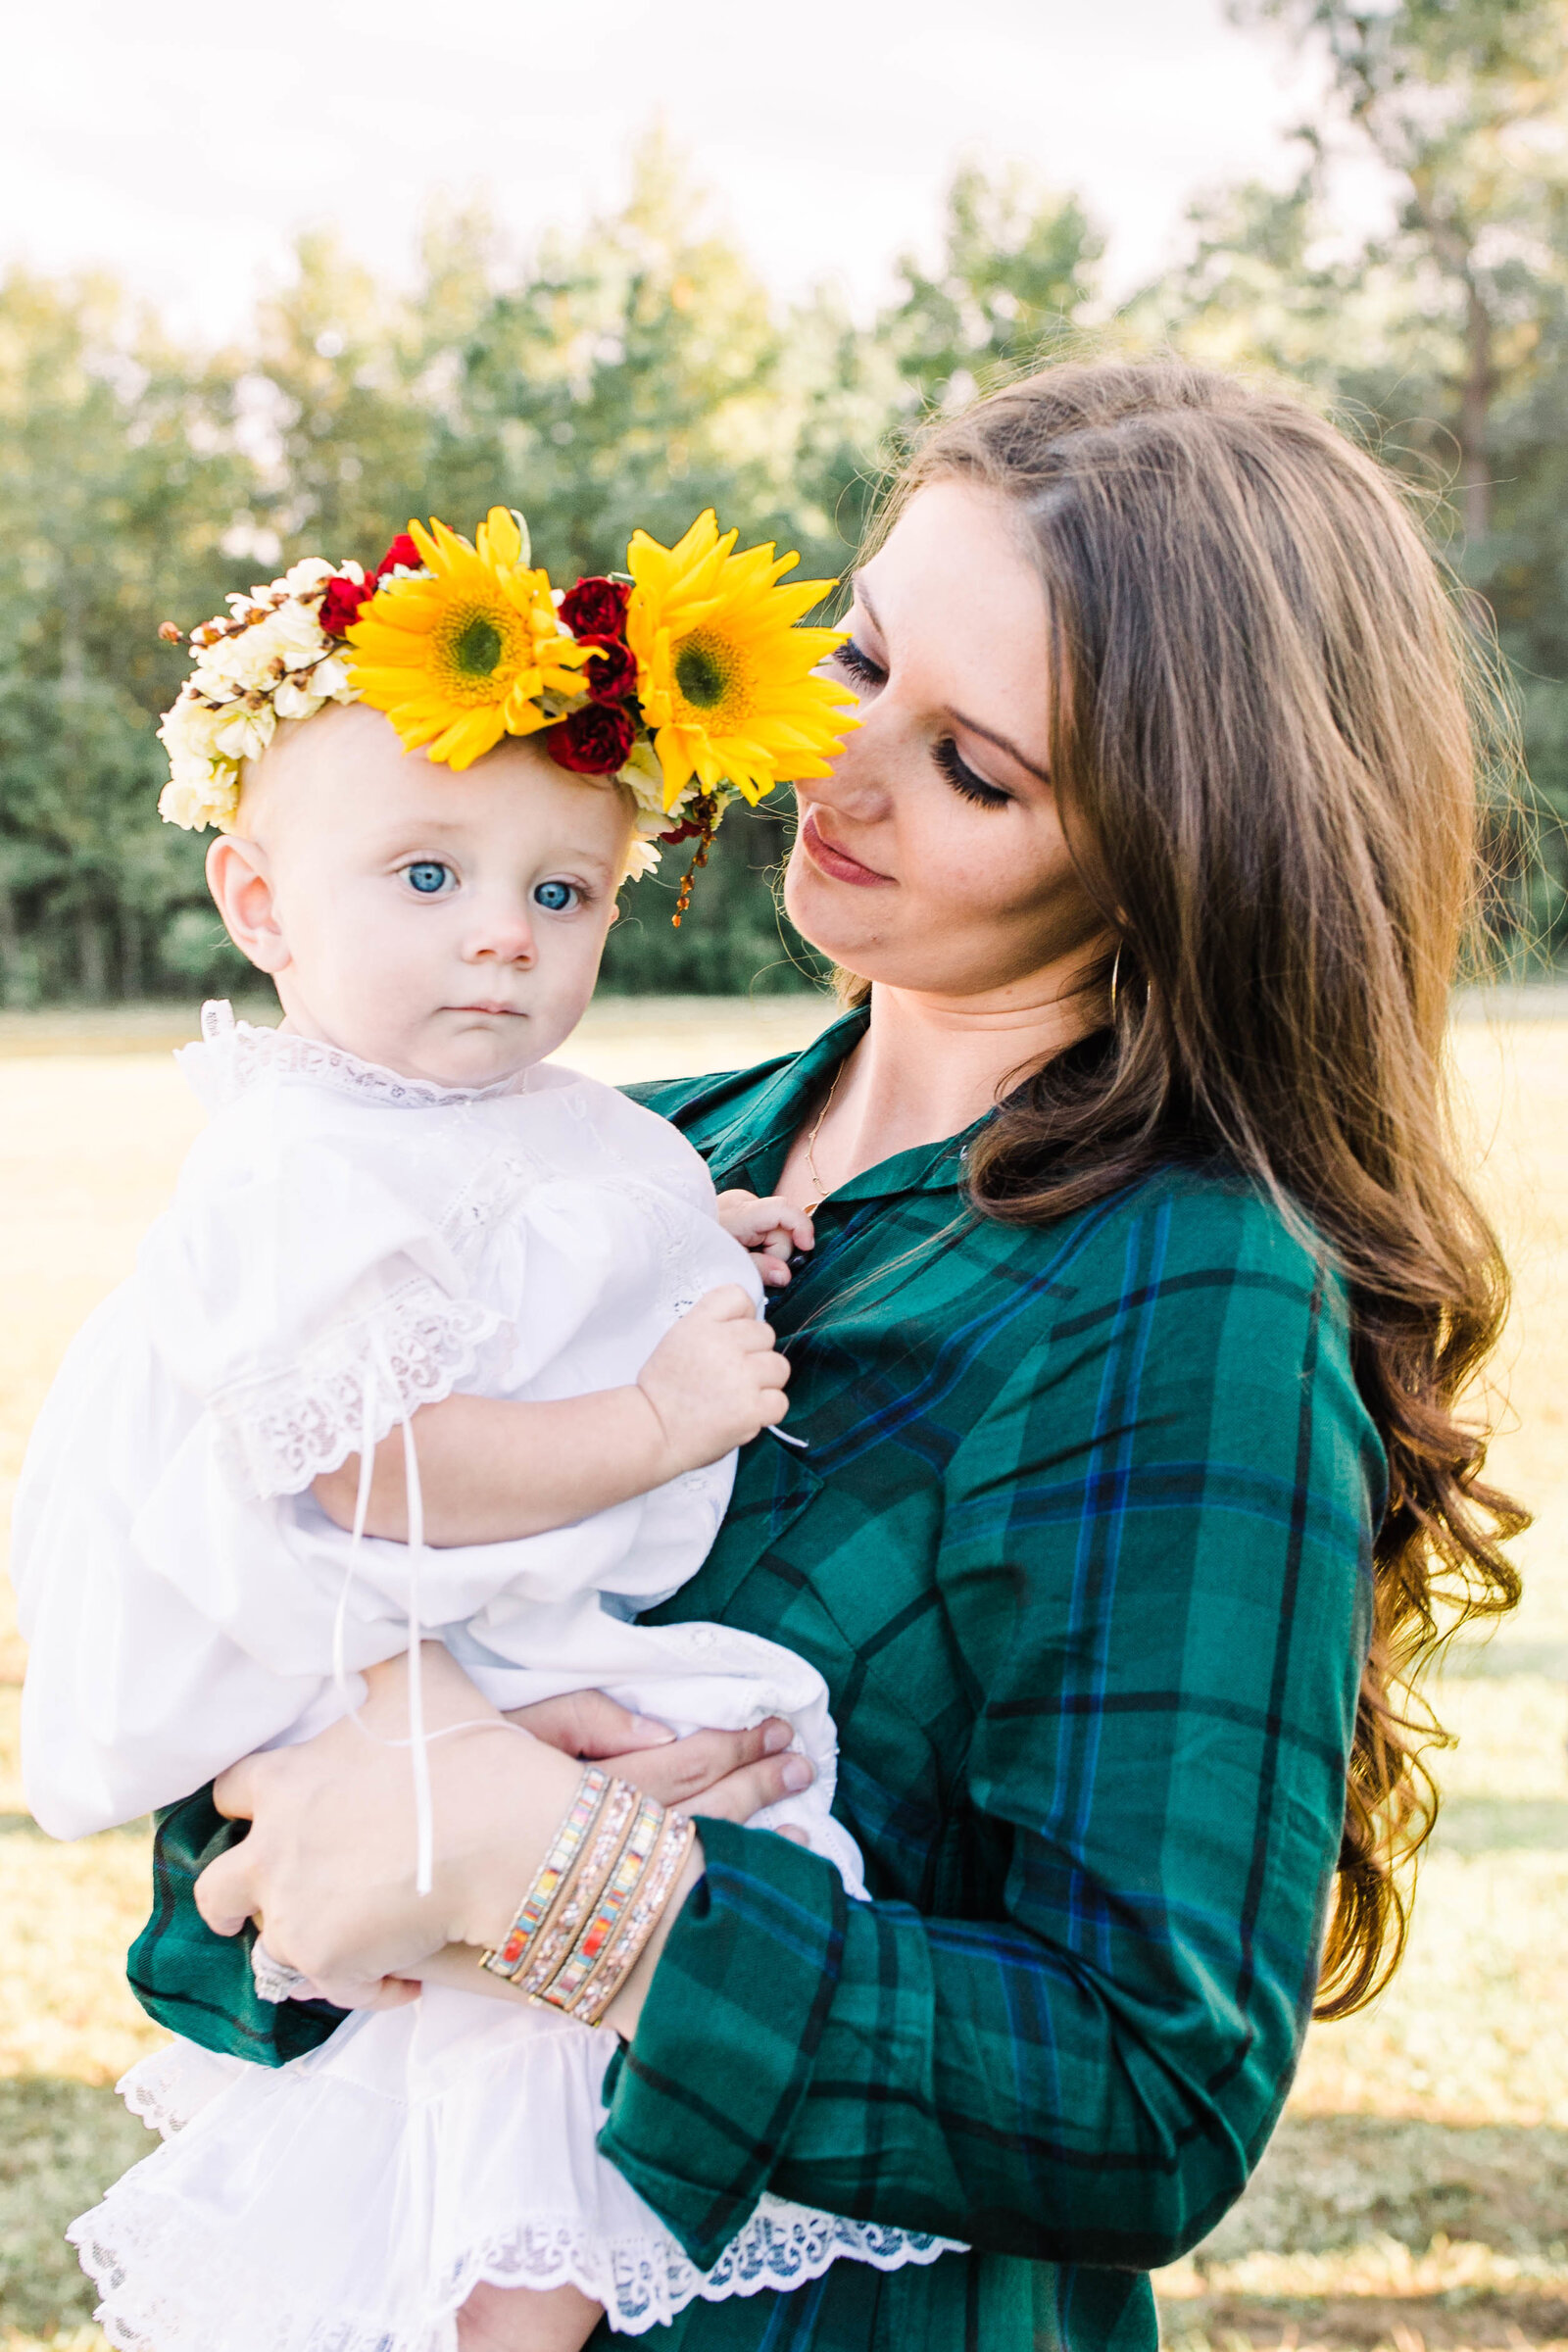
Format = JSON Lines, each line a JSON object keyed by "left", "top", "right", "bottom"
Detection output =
{"left": 800, "top": 809, "right": 893, "bottom": 888}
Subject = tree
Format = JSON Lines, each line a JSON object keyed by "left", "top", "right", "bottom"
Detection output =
{"left": 1142, "top": 5, "right": 1568, "bottom": 955}
{"left": 0, "top": 270, "right": 246, "bottom": 1000}
{"left": 1232, "top": 0, "right": 1568, "bottom": 539}
{"left": 881, "top": 165, "right": 1104, "bottom": 412}
{"left": 454, "top": 135, "right": 795, "bottom": 582}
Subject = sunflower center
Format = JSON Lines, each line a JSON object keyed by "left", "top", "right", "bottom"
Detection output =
{"left": 453, "top": 613, "right": 505, "bottom": 677}
{"left": 674, "top": 630, "right": 745, "bottom": 715}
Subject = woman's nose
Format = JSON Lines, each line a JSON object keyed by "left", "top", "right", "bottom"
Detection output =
{"left": 804, "top": 701, "right": 891, "bottom": 817}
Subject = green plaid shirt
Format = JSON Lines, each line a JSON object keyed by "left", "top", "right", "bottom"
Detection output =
{"left": 129, "top": 1011, "right": 1381, "bottom": 2352}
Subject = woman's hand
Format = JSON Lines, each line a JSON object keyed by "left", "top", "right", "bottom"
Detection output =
{"left": 193, "top": 1650, "right": 812, "bottom": 2013}
{"left": 502, "top": 1688, "right": 812, "bottom": 1823}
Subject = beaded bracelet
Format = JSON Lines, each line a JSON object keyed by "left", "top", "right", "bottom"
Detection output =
{"left": 477, "top": 1771, "right": 698, "bottom": 2029}
{"left": 563, "top": 1809, "right": 697, "bottom": 2029}
{"left": 478, "top": 1765, "right": 610, "bottom": 1984}
{"left": 514, "top": 1777, "right": 642, "bottom": 1999}
{"left": 536, "top": 1792, "right": 666, "bottom": 2013}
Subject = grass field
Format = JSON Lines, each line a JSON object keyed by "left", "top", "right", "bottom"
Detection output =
{"left": 0, "top": 995, "right": 1564, "bottom": 2352}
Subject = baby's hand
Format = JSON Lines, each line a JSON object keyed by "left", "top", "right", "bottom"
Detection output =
{"left": 637, "top": 1286, "right": 790, "bottom": 1472}
{"left": 716, "top": 1190, "right": 814, "bottom": 1289}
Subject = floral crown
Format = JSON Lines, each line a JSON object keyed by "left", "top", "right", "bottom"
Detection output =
{"left": 157, "top": 507, "right": 858, "bottom": 920}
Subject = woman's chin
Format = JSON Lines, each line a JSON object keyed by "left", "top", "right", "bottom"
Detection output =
{"left": 783, "top": 855, "right": 889, "bottom": 974}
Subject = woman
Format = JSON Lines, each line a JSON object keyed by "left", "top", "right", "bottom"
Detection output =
{"left": 131, "top": 359, "right": 1523, "bottom": 2351}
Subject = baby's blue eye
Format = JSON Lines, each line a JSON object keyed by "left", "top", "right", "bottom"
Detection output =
{"left": 533, "top": 880, "right": 579, "bottom": 912}
{"left": 405, "top": 861, "right": 451, "bottom": 895}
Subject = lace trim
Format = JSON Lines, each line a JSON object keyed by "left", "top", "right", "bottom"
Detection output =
{"left": 179, "top": 1000, "right": 533, "bottom": 1114}
{"left": 118, "top": 2045, "right": 241, "bottom": 2140}
{"left": 209, "top": 1275, "right": 502, "bottom": 1498}
{"left": 71, "top": 2182, "right": 962, "bottom": 2347}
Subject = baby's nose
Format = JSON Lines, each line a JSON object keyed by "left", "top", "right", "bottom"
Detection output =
{"left": 467, "top": 911, "right": 536, "bottom": 964}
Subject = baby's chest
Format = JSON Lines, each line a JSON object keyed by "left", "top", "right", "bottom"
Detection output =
{"left": 446, "top": 1152, "right": 749, "bottom": 1389}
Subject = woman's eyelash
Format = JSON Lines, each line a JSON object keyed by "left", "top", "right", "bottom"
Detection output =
{"left": 834, "top": 638, "right": 885, "bottom": 685}
{"left": 934, "top": 736, "right": 1012, "bottom": 808}
{"left": 833, "top": 639, "right": 1010, "bottom": 808}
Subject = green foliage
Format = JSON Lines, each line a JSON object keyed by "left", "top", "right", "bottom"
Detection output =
{"left": 882, "top": 164, "right": 1104, "bottom": 406}
{"left": 6, "top": 68, "right": 1568, "bottom": 1000}
{"left": 0, "top": 144, "right": 1098, "bottom": 1004}
{"left": 0, "top": 270, "right": 246, "bottom": 1002}
{"left": 1152, "top": 0, "right": 1568, "bottom": 956}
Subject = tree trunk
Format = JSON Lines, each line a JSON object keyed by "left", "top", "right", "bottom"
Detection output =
{"left": 1460, "top": 279, "right": 1494, "bottom": 543}
{"left": 0, "top": 879, "right": 23, "bottom": 1007}
{"left": 76, "top": 904, "right": 108, "bottom": 1003}
{"left": 120, "top": 904, "right": 143, "bottom": 1002}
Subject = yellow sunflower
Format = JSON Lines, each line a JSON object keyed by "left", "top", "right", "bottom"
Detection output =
{"left": 346, "top": 508, "right": 589, "bottom": 770}
{"left": 625, "top": 511, "right": 858, "bottom": 809}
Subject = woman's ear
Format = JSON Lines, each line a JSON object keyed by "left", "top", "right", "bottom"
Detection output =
{"left": 206, "top": 835, "right": 291, "bottom": 975}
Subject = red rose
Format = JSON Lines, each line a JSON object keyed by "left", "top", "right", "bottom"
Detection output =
{"left": 375, "top": 532, "right": 421, "bottom": 577}
{"left": 560, "top": 577, "right": 631, "bottom": 639}
{"left": 549, "top": 703, "right": 637, "bottom": 775}
{"left": 580, "top": 634, "right": 638, "bottom": 705}
{"left": 318, "top": 573, "right": 376, "bottom": 636}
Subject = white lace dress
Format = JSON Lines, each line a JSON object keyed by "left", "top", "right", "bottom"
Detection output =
{"left": 12, "top": 1004, "right": 956, "bottom": 2350}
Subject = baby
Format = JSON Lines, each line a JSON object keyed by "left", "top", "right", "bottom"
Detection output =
{"left": 12, "top": 516, "right": 954, "bottom": 2350}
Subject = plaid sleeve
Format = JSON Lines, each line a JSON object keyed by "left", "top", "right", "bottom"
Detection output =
{"left": 127, "top": 1788, "right": 346, "bottom": 2065}
{"left": 599, "top": 1184, "right": 1381, "bottom": 2273}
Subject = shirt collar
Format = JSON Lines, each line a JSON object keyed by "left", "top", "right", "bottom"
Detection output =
{"left": 705, "top": 1004, "right": 990, "bottom": 1202}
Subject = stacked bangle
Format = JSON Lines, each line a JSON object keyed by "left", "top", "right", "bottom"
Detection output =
{"left": 478, "top": 1767, "right": 697, "bottom": 2029}
{"left": 478, "top": 1765, "right": 609, "bottom": 1983}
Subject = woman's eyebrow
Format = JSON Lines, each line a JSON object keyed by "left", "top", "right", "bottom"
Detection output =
{"left": 856, "top": 573, "right": 1051, "bottom": 781}
{"left": 946, "top": 709, "right": 1052, "bottom": 784}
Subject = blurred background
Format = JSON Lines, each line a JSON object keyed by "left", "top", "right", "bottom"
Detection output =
{"left": 1, "top": 1, "right": 1565, "bottom": 2347}
{"left": 4, "top": 0, "right": 1568, "bottom": 998}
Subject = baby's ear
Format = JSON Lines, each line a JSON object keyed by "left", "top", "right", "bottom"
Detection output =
{"left": 206, "top": 835, "right": 290, "bottom": 975}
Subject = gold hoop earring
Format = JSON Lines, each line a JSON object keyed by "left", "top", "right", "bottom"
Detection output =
{"left": 1108, "top": 942, "right": 1123, "bottom": 1022}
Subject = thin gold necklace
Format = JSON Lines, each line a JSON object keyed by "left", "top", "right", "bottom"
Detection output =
{"left": 802, "top": 1064, "right": 844, "bottom": 1214}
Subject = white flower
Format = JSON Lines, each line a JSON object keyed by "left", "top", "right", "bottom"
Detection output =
{"left": 272, "top": 677, "right": 323, "bottom": 721}
{"left": 197, "top": 602, "right": 329, "bottom": 697}
{"left": 215, "top": 703, "right": 277, "bottom": 762}
{"left": 621, "top": 838, "right": 662, "bottom": 881}
{"left": 616, "top": 740, "right": 672, "bottom": 831}
{"left": 278, "top": 557, "right": 338, "bottom": 597}
{"left": 310, "top": 653, "right": 354, "bottom": 702}
{"left": 160, "top": 765, "right": 240, "bottom": 832}
{"left": 158, "top": 689, "right": 233, "bottom": 763}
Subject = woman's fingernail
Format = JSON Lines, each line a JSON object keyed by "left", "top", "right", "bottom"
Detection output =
{"left": 781, "top": 1757, "right": 813, "bottom": 1792}
{"left": 631, "top": 1715, "right": 677, "bottom": 1744}
{"left": 762, "top": 1720, "right": 793, "bottom": 1753}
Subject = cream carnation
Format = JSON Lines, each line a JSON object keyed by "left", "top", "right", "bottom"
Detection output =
{"left": 616, "top": 741, "right": 679, "bottom": 834}
{"left": 158, "top": 765, "right": 241, "bottom": 832}
{"left": 158, "top": 689, "right": 232, "bottom": 764}
{"left": 213, "top": 704, "right": 277, "bottom": 763}
{"left": 195, "top": 603, "right": 330, "bottom": 699}
{"left": 278, "top": 557, "right": 338, "bottom": 597}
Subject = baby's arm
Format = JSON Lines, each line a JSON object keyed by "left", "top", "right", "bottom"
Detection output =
{"left": 715, "top": 1192, "right": 814, "bottom": 1289}
{"left": 313, "top": 1285, "right": 788, "bottom": 1547}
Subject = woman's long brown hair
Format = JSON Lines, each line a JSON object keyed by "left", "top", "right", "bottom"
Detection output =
{"left": 862, "top": 359, "right": 1526, "bottom": 2017}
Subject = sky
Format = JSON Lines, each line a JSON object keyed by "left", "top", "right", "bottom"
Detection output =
{"left": 3, "top": 0, "right": 1382, "bottom": 338}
